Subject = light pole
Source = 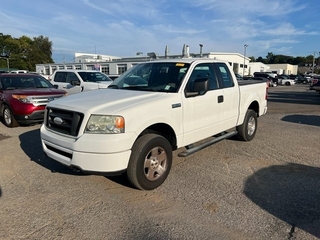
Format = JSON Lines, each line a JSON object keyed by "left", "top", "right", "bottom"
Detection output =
{"left": 312, "top": 51, "right": 315, "bottom": 74}
{"left": 243, "top": 44, "right": 249, "bottom": 77}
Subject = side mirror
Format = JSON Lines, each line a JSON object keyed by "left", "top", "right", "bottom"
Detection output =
{"left": 53, "top": 85, "right": 59, "bottom": 89}
{"left": 71, "top": 80, "right": 81, "bottom": 86}
{"left": 185, "top": 78, "right": 209, "bottom": 98}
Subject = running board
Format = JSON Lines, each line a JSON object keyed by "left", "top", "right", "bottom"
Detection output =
{"left": 178, "top": 131, "right": 238, "bottom": 157}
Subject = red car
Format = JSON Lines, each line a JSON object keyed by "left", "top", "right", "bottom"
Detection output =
{"left": 0, "top": 73, "right": 66, "bottom": 127}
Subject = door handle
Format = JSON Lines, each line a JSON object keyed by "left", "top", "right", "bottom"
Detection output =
{"left": 218, "top": 95, "right": 224, "bottom": 103}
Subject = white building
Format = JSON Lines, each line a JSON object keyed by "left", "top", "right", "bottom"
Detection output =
{"left": 267, "top": 64, "right": 298, "bottom": 75}
{"left": 248, "top": 62, "right": 271, "bottom": 76}
{"left": 36, "top": 44, "right": 251, "bottom": 76}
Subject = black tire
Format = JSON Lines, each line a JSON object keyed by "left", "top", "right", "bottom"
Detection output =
{"left": 3, "top": 106, "right": 19, "bottom": 128}
{"left": 236, "top": 109, "right": 257, "bottom": 141}
{"left": 127, "top": 134, "right": 172, "bottom": 190}
{"left": 285, "top": 81, "right": 290, "bottom": 86}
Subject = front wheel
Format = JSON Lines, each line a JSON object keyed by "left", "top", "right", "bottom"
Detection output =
{"left": 236, "top": 109, "right": 257, "bottom": 141}
{"left": 3, "top": 106, "right": 19, "bottom": 128}
{"left": 127, "top": 134, "right": 172, "bottom": 190}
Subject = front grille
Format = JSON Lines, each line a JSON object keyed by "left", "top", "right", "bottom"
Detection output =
{"left": 46, "top": 107, "right": 84, "bottom": 136}
{"left": 31, "top": 94, "right": 65, "bottom": 106}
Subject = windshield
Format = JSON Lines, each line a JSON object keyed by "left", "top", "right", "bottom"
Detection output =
{"left": 78, "top": 71, "right": 112, "bottom": 82}
{"left": 108, "top": 62, "right": 190, "bottom": 92}
{"left": 1, "top": 75, "right": 55, "bottom": 90}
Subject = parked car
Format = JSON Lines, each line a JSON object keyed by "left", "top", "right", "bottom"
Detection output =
{"left": 50, "top": 70, "right": 113, "bottom": 95}
{"left": 0, "top": 73, "right": 66, "bottom": 127}
{"left": 310, "top": 76, "right": 320, "bottom": 93}
{"left": 253, "top": 72, "right": 278, "bottom": 85}
{"left": 251, "top": 77, "right": 277, "bottom": 87}
{"left": 9, "top": 70, "right": 29, "bottom": 74}
{"left": 279, "top": 77, "right": 295, "bottom": 86}
{"left": 289, "top": 74, "right": 309, "bottom": 84}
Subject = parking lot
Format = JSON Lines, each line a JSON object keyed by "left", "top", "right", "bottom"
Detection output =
{"left": 1, "top": 84, "right": 320, "bottom": 240}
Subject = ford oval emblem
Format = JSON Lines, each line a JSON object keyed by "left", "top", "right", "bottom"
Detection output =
{"left": 53, "top": 117, "right": 64, "bottom": 125}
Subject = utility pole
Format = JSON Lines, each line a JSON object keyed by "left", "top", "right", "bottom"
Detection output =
{"left": 243, "top": 44, "right": 249, "bottom": 77}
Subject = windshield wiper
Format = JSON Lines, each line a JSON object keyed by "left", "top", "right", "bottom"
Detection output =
{"left": 124, "top": 86, "right": 157, "bottom": 92}
{"left": 107, "top": 84, "right": 119, "bottom": 89}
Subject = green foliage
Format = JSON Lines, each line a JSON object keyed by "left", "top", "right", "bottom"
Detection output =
{"left": 252, "top": 52, "right": 320, "bottom": 66}
{"left": 0, "top": 33, "right": 54, "bottom": 71}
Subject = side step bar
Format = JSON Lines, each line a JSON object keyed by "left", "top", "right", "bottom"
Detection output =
{"left": 178, "top": 131, "right": 238, "bottom": 157}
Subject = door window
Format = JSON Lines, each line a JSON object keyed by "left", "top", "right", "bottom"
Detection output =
{"left": 187, "top": 63, "right": 219, "bottom": 91}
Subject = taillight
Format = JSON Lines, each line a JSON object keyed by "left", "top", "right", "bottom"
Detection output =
{"left": 265, "top": 83, "right": 268, "bottom": 100}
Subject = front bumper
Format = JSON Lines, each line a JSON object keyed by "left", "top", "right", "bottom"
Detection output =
{"left": 15, "top": 110, "right": 45, "bottom": 124}
{"left": 40, "top": 125, "right": 136, "bottom": 173}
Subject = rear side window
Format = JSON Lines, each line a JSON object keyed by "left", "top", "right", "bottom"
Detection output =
{"left": 216, "top": 63, "right": 234, "bottom": 88}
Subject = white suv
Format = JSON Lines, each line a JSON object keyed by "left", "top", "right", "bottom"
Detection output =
{"left": 50, "top": 70, "right": 113, "bottom": 95}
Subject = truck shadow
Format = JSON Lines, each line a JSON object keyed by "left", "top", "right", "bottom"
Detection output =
{"left": 19, "top": 128, "right": 84, "bottom": 175}
{"left": 244, "top": 163, "right": 320, "bottom": 238}
{"left": 281, "top": 114, "right": 320, "bottom": 127}
{"left": 18, "top": 128, "right": 133, "bottom": 187}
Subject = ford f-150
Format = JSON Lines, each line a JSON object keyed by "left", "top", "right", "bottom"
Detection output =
{"left": 41, "top": 58, "right": 268, "bottom": 190}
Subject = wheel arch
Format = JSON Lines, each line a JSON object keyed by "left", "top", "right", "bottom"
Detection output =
{"left": 138, "top": 123, "right": 177, "bottom": 151}
{"left": 247, "top": 100, "right": 260, "bottom": 117}
{"left": 0, "top": 102, "right": 11, "bottom": 117}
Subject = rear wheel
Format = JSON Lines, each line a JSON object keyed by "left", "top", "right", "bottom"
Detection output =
{"left": 237, "top": 109, "right": 257, "bottom": 141}
{"left": 127, "top": 134, "right": 172, "bottom": 190}
{"left": 3, "top": 106, "right": 19, "bottom": 128}
{"left": 285, "top": 81, "right": 290, "bottom": 86}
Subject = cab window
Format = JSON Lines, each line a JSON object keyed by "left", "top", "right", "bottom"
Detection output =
{"left": 216, "top": 63, "right": 234, "bottom": 88}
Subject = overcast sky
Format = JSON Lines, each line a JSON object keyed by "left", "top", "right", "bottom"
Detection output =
{"left": 0, "top": 0, "right": 319, "bottom": 63}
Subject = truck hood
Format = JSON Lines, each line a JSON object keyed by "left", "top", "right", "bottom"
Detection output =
{"left": 48, "top": 89, "right": 173, "bottom": 114}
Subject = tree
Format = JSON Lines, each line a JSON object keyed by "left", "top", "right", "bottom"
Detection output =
{"left": 0, "top": 33, "right": 53, "bottom": 71}
{"left": 265, "top": 52, "right": 275, "bottom": 64}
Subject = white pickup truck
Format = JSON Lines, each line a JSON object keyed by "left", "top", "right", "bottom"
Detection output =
{"left": 41, "top": 58, "right": 268, "bottom": 190}
{"left": 50, "top": 70, "right": 113, "bottom": 95}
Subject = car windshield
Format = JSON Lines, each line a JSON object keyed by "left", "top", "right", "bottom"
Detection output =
{"left": 78, "top": 72, "right": 112, "bottom": 82}
{"left": 108, "top": 62, "right": 190, "bottom": 92}
{"left": 1, "top": 75, "right": 55, "bottom": 90}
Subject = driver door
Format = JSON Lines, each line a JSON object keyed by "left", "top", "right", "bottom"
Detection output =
{"left": 182, "top": 63, "right": 225, "bottom": 146}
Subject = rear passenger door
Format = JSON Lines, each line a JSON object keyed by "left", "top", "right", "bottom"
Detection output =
{"left": 214, "top": 63, "right": 239, "bottom": 128}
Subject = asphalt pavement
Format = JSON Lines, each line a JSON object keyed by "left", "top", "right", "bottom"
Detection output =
{"left": 0, "top": 84, "right": 320, "bottom": 240}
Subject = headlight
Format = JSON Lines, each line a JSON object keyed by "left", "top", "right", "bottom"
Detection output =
{"left": 85, "top": 115, "right": 125, "bottom": 134}
{"left": 12, "top": 95, "right": 33, "bottom": 103}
